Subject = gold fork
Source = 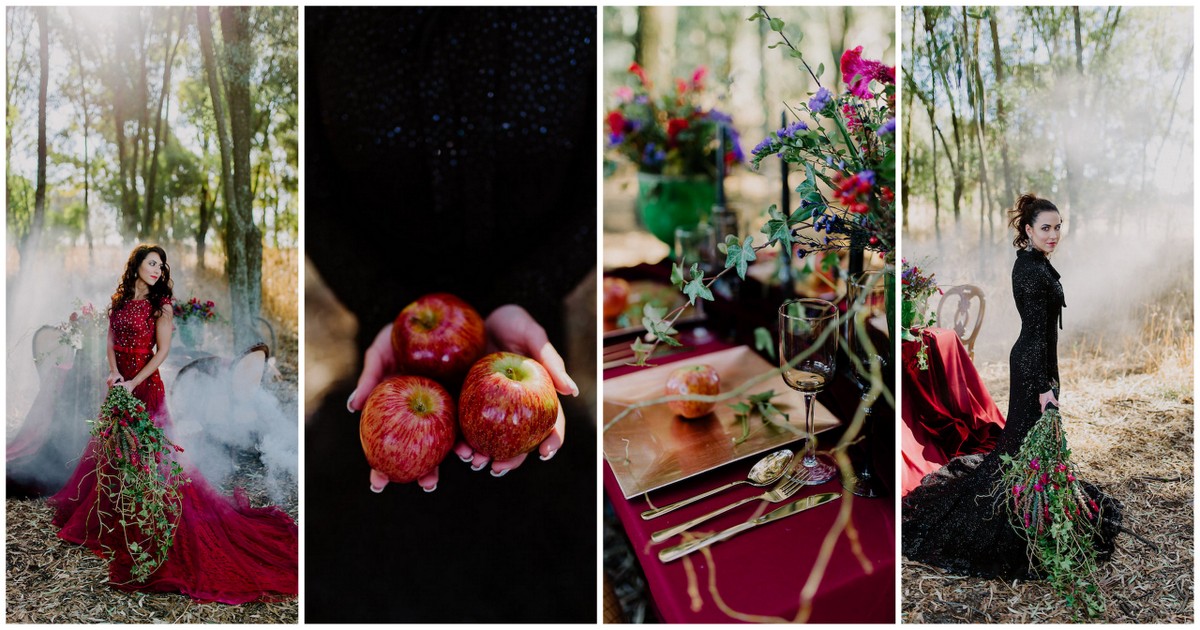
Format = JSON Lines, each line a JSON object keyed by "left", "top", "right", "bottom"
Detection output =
{"left": 649, "top": 467, "right": 809, "bottom": 543}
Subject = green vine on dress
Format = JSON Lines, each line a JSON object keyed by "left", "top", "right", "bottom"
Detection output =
{"left": 91, "top": 386, "right": 190, "bottom": 583}
{"left": 998, "top": 408, "right": 1105, "bottom": 618}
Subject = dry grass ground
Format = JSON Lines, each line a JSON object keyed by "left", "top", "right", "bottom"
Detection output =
{"left": 903, "top": 334, "right": 1193, "bottom": 623}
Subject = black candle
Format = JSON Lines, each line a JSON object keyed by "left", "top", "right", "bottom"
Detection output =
{"left": 715, "top": 124, "right": 726, "bottom": 207}
{"left": 780, "top": 111, "right": 790, "bottom": 215}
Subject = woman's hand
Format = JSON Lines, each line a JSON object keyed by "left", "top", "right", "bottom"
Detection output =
{"left": 1039, "top": 389, "right": 1059, "bottom": 413}
{"left": 117, "top": 380, "right": 136, "bottom": 392}
{"left": 453, "top": 304, "right": 576, "bottom": 477}
{"left": 106, "top": 371, "right": 123, "bottom": 388}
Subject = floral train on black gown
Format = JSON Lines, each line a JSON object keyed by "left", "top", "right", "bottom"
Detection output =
{"left": 48, "top": 298, "right": 297, "bottom": 604}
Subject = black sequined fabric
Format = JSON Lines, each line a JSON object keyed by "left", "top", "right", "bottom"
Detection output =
{"left": 901, "top": 248, "right": 1122, "bottom": 579}
{"left": 304, "top": 7, "right": 596, "bottom": 623}
{"left": 306, "top": 6, "right": 596, "bottom": 349}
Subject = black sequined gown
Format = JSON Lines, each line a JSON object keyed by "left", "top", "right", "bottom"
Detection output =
{"left": 901, "top": 248, "right": 1122, "bottom": 579}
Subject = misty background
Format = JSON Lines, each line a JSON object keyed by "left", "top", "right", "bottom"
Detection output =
{"left": 6, "top": 7, "right": 298, "bottom": 505}
{"left": 901, "top": 6, "right": 1193, "bottom": 364}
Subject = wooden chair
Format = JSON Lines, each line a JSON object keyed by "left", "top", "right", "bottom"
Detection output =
{"left": 231, "top": 343, "right": 270, "bottom": 401}
{"left": 937, "top": 284, "right": 986, "bottom": 360}
{"left": 32, "top": 325, "right": 74, "bottom": 381}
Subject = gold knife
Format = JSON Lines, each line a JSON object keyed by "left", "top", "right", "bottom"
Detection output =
{"left": 658, "top": 492, "right": 841, "bottom": 563}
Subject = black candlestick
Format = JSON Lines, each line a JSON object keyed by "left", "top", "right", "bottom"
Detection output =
{"left": 778, "top": 111, "right": 795, "bottom": 299}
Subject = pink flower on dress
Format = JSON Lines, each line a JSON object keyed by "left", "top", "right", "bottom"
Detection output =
{"left": 840, "top": 46, "right": 894, "bottom": 99}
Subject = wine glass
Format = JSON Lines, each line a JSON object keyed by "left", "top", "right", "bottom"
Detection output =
{"left": 674, "top": 224, "right": 717, "bottom": 273}
{"left": 846, "top": 270, "right": 889, "bottom": 498}
{"left": 778, "top": 298, "right": 838, "bottom": 485}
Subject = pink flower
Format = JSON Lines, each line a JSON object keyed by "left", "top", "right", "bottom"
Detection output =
{"left": 1029, "top": 458, "right": 1040, "bottom": 471}
{"left": 840, "top": 46, "right": 894, "bottom": 99}
{"left": 1056, "top": 463, "right": 1067, "bottom": 473}
{"left": 1033, "top": 483, "right": 1043, "bottom": 493}
{"left": 691, "top": 66, "right": 708, "bottom": 89}
{"left": 614, "top": 86, "right": 633, "bottom": 102}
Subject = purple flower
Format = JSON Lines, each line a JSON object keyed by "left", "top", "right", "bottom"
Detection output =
{"left": 752, "top": 136, "right": 775, "bottom": 156}
{"left": 775, "top": 121, "right": 809, "bottom": 140}
{"left": 876, "top": 117, "right": 896, "bottom": 137}
{"left": 707, "top": 109, "right": 734, "bottom": 125}
{"left": 808, "top": 87, "right": 833, "bottom": 113}
{"left": 606, "top": 132, "right": 624, "bottom": 147}
{"left": 641, "top": 142, "right": 665, "bottom": 167}
{"left": 857, "top": 169, "right": 876, "bottom": 185}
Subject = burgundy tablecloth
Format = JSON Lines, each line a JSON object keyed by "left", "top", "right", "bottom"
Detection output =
{"left": 604, "top": 340, "right": 894, "bottom": 623}
{"left": 900, "top": 327, "right": 1005, "bottom": 495}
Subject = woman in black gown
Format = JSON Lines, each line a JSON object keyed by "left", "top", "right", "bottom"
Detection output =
{"left": 902, "top": 194, "right": 1121, "bottom": 579}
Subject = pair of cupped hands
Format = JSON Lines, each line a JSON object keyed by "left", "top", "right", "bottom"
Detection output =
{"left": 347, "top": 305, "right": 578, "bottom": 492}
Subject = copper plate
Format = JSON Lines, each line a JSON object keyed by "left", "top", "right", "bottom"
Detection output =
{"left": 603, "top": 345, "right": 840, "bottom": 498}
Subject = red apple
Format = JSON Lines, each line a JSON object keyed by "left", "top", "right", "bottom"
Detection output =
{"left": 665, "top": 364, "right": 721, "bottom": 418}
{"left": 458, "top": 352, "right": 559, "bottom": 461}
{"left": 360, "top": 376, "right": 456, "bottom": 490}
{"left": 603, "top": 277, "right": 630, "bottom": 319}
{"left": 391, "top": 293, "right": 486, "bottom": 384}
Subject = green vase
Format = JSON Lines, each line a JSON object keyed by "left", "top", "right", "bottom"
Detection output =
{"left": 901, "top": 295, "right": 927, "bottom": 341}
{"left": 636, "top": 173, "right": 715, "bottom": 247}
{"left": 178, "top": 320, "right": 201, "bottom": 349}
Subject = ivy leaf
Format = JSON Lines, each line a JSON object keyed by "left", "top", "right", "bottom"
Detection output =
{"left": 630, "top": 337, "right": 654, "bottom": 366}
{"left": 748, "top": 390, "right": 777, "bottom": 405}
{"left": 817, "top": 62, "right": 825, "bottom": 79}
{"left": 769, "top": 17, "right": 784, "bottom": 32}
{"left": 723, "top": 235, "right": 757, "bottom": 280}
{"left": 754, "top": 326, "right": 776, "bottom": 360}
{"left": 641, "top": 305, "right": 681, "bottom": 347}
{"left": 728, "top": 401, "right": 752, "bottom": 415}
{"left": 670, "top": 263, "right": 685, "bottom": 289}
{"left": 682, "top": 265, "right": 714, "bottom": 305}
{"left": 760, "top": 204, "right": 793, "bottom": 251}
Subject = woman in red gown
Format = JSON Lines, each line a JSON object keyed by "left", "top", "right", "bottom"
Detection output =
{"left": 49, "top": 245, "right": 298, "bottom": 604}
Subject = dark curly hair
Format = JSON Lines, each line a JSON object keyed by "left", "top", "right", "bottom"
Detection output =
{"left": 1006, "top": 193, "right": 1060, "bottom": 249}
{"left": 110, "top": 244, "right": 174, "bottom": 319}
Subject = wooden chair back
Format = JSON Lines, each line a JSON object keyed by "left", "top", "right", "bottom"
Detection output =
{"left": 937, "top": 284, "right": 986, "bottom": 359}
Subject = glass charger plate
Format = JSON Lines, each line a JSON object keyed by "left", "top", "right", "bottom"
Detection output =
{"left": 602, "top": 345, "right": 840, "bottom": 499}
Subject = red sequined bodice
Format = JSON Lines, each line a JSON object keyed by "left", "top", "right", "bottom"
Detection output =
{"left": 110, "top": 298, "right": 168, "bottom": 414}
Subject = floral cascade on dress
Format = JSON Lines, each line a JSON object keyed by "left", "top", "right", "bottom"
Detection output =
{"left": 49, "top": 298, "right": 297, "bottom": 604}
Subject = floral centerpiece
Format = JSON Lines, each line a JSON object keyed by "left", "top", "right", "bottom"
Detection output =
{"left": 91, "top": 385, "right": 189, "bottom": 582}
{"left": 629, "top": 9, "right": 896, "bottom": 367}
{"left": 173, "top": 297, "right": 219, "bottom": 349}
{"left": 54, "top": 301, "right": 107, "bottom": 352}
{"left": 605, "top": 62, "right": 744, "bottom": 245}
{"left": 901, "top": 258, "right": 941, "bottom": 369}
